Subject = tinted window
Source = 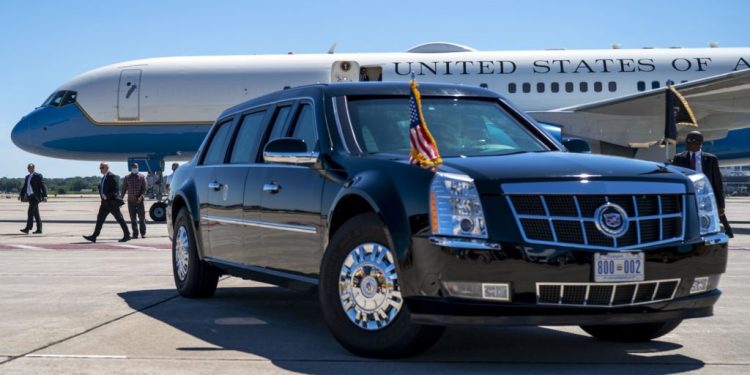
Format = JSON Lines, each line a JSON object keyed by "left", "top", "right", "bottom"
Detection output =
{"left": 230, "top": 111, "right": 266, "bottom": 164}
{"left": 565, "top": 82, "right": 574, "bottom": 93}
{"left": 580, "top": 82, "right": 588, "bottom": 92}
{"left": 202, "top": 120, "right": 236, "bottom": 165}
{"left": 61, "top": 91, "right": 77, "bottom": 106}
{"left": 46, "top": 91, "right": 66, "bottom": 107}
{"left": 291, "top": 105, "right": 317, "bottom": 152}
{"left": 536, "top": 82, "right": 545, "bottom": 93}
{"left": 551, "top": 82, "right": 559, "bottom": 93}
{"left": 608, "top": 81, "right": 617, "bottom": 92}
{"left": 652, "top": 81, "right": 660, "bottom": 89}
{"left": 269, "top": 106, "right": 292, "bottom": 140}
{"left": 637, "top": 81, "right": 646, "bottom": 91}
{"left": 508, "top": 83, "right": 516, "bottom": 93}
{"left": 522, "top": 83, "right": 531, "bottom": 93}
{"left": 594, "top": 82, "right": 602, "bottom": 92}
{"left": 346, "top": 98, "right": 548, "bottom": 157}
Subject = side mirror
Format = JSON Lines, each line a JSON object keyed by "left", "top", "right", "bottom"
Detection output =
{"left": 563, "top": 137, "right": 591, "bottom": 154}
{"left": 263, "top": 138, "right": 319, "bottom": 165}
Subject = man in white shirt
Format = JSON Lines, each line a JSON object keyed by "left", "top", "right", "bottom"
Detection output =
{"left": 165, "top": 162, "right": 179, "bottom": 193}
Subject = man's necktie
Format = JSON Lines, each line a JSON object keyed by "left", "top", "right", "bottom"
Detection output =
{"left": 690, "top": 152, "right": 696, "bottom": 170}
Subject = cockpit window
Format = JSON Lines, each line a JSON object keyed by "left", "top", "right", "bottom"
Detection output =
{"left": 44, "top": 90, "right": 77, "bottom": 107}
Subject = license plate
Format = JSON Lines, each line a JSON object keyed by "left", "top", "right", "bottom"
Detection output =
{"left": 594, "top": 252, "right": 644, "bottom": 282}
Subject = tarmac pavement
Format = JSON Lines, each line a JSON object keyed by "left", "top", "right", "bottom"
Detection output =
{"left": 0, "top": 196, "right": 749, "bottom": 374}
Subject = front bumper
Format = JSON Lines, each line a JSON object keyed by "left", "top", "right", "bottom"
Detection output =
{"left": 399, "top": 233, "right": 728, "bottom": 326}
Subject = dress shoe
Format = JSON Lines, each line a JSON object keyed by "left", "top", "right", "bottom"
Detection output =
{"left": 83, "top": 235, "right": 96, "bottom": 243}
{"left": 132, "top": 234, "right": 139, "bottom": 239}
{"left": 119, "top": 235, "right": 131, "bottom": 243}
{"left": 20, "top": 228, "right": 30, "bottom": 234}
{"left": 33, "top": 230, "right": 42, "bottom": 234}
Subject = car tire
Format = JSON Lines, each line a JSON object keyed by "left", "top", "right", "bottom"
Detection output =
{"left": 319, "top": 213, "right": 445, "bottom": 358}
{"left": 580, "top": 319, "right": 682, "bottom": 342}
{"left": 172, "top": 208, "right": 219, "bottom": 298}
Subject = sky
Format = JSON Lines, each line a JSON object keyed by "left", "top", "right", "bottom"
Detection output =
{"left": 0, "top": 0, "right": 747, "bottom": 178}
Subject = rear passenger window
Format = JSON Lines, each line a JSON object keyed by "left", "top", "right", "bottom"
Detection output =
{"left": 202, "top": 120, "right": 236, "bottom": 165}
{"left": 268, "top": 106, "right": 292, "bottom": 141}
{"left": 291, "top": 105, "right": 318, "bottom": 152}
{"left": 230, "top": 111, "right": 266, "bottom": 164}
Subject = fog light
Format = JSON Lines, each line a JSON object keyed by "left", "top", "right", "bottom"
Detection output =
{"left": 443, "top": 281, "right": 510, "bottom": 301}
{"left": 482, "top": 283, "right": 510, "bottom": 301}
{"left": 690, "top": 277, "right": 709, "bottom": 294}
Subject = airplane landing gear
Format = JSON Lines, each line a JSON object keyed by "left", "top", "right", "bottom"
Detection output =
{"left": 150, "top": 202, "right": 168, "bottom": 222}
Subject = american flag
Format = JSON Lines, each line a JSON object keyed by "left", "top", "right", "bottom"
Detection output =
{"left": 408, "top": 80, "right": 442, "bottom": 167}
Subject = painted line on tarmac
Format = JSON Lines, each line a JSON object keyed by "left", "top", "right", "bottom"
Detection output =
{"left": 25, "top": 354, "right": 127, "bottom": 359}
{"left": 7, "top": 244, "right": 46, "bottom": 251}
{"left": 0, "top": 243, "right": 170, "bottom": 251}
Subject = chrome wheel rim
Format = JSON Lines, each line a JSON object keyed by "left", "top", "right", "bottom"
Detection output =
{"left": 174, "top": 225, "right": 190, "bottom": 282}
{"left": 339, "top": 243, "right": 403, "bottom": 330}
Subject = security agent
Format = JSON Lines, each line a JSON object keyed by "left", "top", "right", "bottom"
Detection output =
{"left": 83, "top": 162, "right": 131, "bottom": 243}
{"left": 18, "top": 163, "right": 47, "bottom": 234}
{"left": 672, "top": 131, "right": 734, "bottom": 237}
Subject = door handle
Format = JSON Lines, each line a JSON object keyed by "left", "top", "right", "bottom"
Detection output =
{"left": 208, "top": 181, "right": 222, "bottom": 191}
{"left": 263, "top": 183, "right": 280, "bottom": 194}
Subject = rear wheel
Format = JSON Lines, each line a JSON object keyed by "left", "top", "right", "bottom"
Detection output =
{"left": 319, "top": 213, "right": 444, "bottom": 358}
{"left": 580, "top": 319, "right": 682, "bottom": 342}
{"left": 172, "top": 208, "right": 219, "bottom": 298}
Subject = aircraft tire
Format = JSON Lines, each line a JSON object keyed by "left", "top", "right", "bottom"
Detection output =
{"left": 150, "top": 202, "right": 168, "bottom": 222}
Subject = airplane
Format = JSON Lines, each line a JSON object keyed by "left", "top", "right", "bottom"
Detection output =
{"left": 11, "top": 42, "right": 750, "bottom": 221}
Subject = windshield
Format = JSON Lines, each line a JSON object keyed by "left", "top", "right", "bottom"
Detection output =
{"left": 345, "top": 97, "right": 548, "bottom": 157}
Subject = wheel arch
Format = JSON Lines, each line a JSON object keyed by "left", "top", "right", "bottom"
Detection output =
{"left": 170, "top": 188, "right": 206, "bottom": 259}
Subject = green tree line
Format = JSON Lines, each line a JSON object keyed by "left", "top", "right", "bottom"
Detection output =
{"left": 0, "top": 176, "right": 102, "bottom": 195}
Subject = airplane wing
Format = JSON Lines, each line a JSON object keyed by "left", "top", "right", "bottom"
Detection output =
{"left": 528, "top": 69, "right": 750, "bottom": 148}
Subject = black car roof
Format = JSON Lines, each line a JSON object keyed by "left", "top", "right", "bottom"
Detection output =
{"left": 219, "top": 82, "right": 502, "bottom": 119}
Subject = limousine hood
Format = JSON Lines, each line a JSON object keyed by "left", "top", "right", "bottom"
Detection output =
{"left": 438, "top": 151, "right": 689, "bottom": 191}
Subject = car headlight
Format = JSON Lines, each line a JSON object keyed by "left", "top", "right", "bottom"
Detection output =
{"left": 689, "top": 173, "right": 720, "bottom": 235}
{"left": 430, "top": 172, "right": 487, "bottom": 239}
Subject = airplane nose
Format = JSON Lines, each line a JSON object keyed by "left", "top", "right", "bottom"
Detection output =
{"left": 10, "top": 115, "right": 30, "bottom": 150}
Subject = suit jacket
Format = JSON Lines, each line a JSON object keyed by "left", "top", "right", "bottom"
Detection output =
{"left": 19, "top": 172, "right": 47, "bottom": 201}
{"left": 100, "top": 172, "right": 122, "bottom": 201}
{"left": 672, "top": 150, "right": 725, "bottom": 209}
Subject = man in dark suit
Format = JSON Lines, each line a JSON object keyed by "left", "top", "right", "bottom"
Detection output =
{"left": 83, "top": 162, "right": 131, "bottom": 243}
{"left": 672, "top": 131, "right": 733, "bottom": 237}
{"left": 18, "top": 163, "right": 47, "bottom": 234}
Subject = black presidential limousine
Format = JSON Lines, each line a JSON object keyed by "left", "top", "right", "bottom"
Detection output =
{"left": 167, "top": 82, "right": 728, "bottom": 358}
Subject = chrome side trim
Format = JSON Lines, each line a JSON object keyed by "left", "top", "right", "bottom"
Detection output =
{"left": 204, "top": 257, "right": 319, "bottom": 285}
{"left": 429, "top": 236, "right": 501, "bottom": 250}
{"left": 536, "top": 278, "right": 681, "bottom": 307}
{"left": 703, "top": 233, "right": 729, "bottom": 245}
{"left": 502, "top": 181, "right": 687, "bottom": 195}
{"left": 202, "top": 215, "right": 318, "bottom": 234}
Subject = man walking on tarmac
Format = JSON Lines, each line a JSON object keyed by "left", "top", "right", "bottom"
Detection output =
{"left": 122, "top": 162, "right": 148, "bottom": 239}
{"left": 83, "top": 162, "right": 131, "bottom": 243}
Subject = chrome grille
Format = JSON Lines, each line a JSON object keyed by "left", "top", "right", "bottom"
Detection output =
{"left": 506, "top": 194, "right": 685, "bottom": 250}
{"left": 536, "top": 279, "right": 680, "bottom": 307}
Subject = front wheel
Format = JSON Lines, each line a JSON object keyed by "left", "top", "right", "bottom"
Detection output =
{"left": 172, "top": 208, "right": 219, "bottom": 298}
{"left": 319, "top": 213, "right": 444, "bottom": 358}
{"left": 580, "top": 319, "right": 683, "bottom": 342}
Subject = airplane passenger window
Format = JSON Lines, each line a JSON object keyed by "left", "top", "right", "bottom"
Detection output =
{"left": 608, "top": 81, "right": 617, "bottom": 92}
{"left": 291, "top": 105, "right": 318, "bottom": 152}
{"left": 551, "top": 82, "right": 559, "bottom": 93}
{"left": 522, "top": 83, "right": 531, "bottom": 93}
{"left": 508, "top": 83, "right": 517, "bottom": 94}
{"left": 230, "top": 111, "right": 266, "bottom": 164}
{"left": 565, "top": 82, "right": 574, "bottom": 93}
{"left": 594, "top": 82, "right": 602, "bottom": 92}
{"left": 652, "top": 81, "right": 660, "bottom": 89}
{"left": 580, "top": 82, "right": 588, "bottom": 92}
{"left": 637, "top": 81, "right": 646, "bottom": 91}
{"left": 202, "top": 120, "right": 236, "bottom": 165}
{"left": 537, "top": 83, "right": 545, "bottom": 93}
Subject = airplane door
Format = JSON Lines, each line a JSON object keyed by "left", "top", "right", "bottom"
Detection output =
{"left": 331, "top": 61, "right": 360, "bottom": 82}
{"left": 118, "top": 69, "right": 142, "bottom": 120}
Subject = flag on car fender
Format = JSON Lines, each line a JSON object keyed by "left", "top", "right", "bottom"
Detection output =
{"left": 408, "top": 80, "right": 442, "bottom": 167}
